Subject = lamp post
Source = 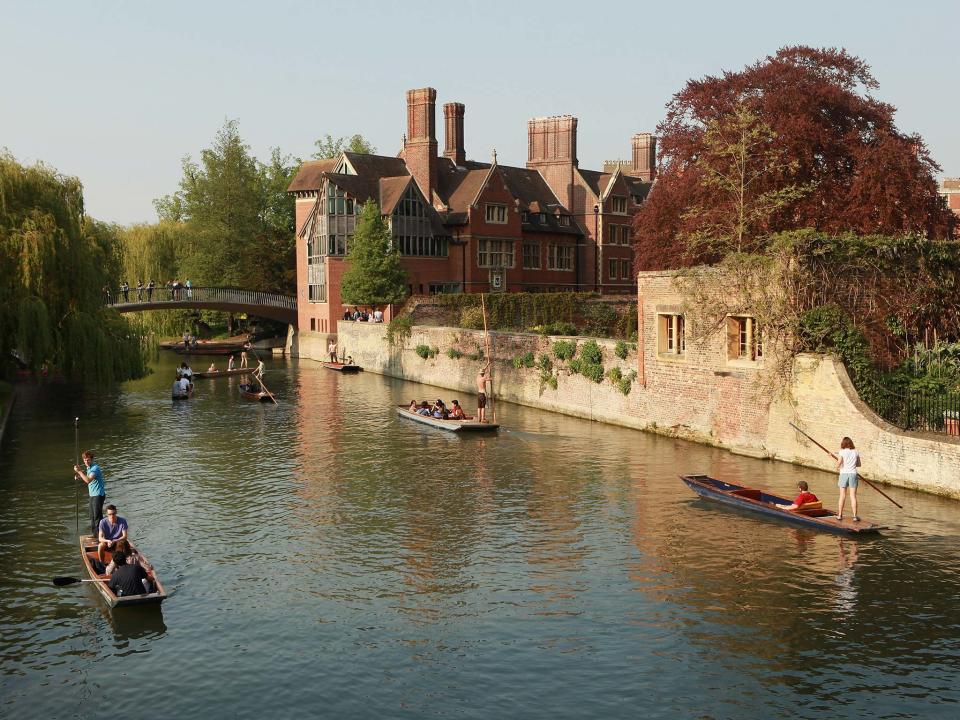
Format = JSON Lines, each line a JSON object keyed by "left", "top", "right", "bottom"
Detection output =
{"left": 593, "top": 204, "right": 600, "bottom": 295}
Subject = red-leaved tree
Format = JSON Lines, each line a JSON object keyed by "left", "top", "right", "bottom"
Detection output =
{"left": 634, "top": 46, "right": 955, "bottom": 270}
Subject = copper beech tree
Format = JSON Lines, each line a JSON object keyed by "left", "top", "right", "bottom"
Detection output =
{"left": 634, "top": 46, "right": 955, "bottom": 270}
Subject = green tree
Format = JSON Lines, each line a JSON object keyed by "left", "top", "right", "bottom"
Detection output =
{"left": 313, "top": 134, "right": 376, "bottom": 159}
{"left": 339, "top": 203, "right": 408, "bottom": 307}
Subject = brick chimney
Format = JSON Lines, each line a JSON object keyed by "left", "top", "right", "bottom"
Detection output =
{"left": 526, "top": 115, "right": 578, "bottom": 209}
{"left": 443, "top": 102, "right": 466, "bottom": 166}
{"left": 406, "top": 87, "right": 438, "bottom": 201}
{"left": 631, "top": 133, "right": 657, "bottom": 182}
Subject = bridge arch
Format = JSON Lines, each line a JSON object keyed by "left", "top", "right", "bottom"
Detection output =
{"left": 108, "top": 286, "right": 297, "bottom": 325}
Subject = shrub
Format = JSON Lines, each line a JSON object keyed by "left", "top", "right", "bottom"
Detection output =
{"left": 617, "top": 378, "right": 632, "bottom": 395}
{"left": 535, "top": 320, "right": 578, "bottom": 336}
{"left": 568, "top": 358, "right": 582, "bottom": 375}
{"left": 627, "top": 369, "right": 637, "bottom": 381}
{"left": 580, "top": 340, "right": 603, "bottom": 365}
{"left": 538, "top": 354, "right": 553, "bottom": 373}
{"left": 553, "top": 340, "right": 577, "bottom": 361}
{"left": 581, "top": 362, "right": 604, "bottom": 383}
{"left": 614, "top": 340, "right": 629, "bottom": 360}
{"left": 459, "top": 306, "right": 486, "bottom": 329}
{"left": 512, "top": 351, "right": 535, "bottom": 369}
{"left": 415, "top": 344, "right": 438, "bottom": 359}
{"left": 446, "top": 348, "right": 463, "bottom": 359}
{"left": 545, "top": 375, "right": 558, "bottom": 390}
{"left": 386, "top": 315, "right": 413, "bottom": 347}
{"left": 582, "top": 303, "right": 619, "bottom": 337}
{"left": 607, "top": 366, "right": 623, "bottom": 382}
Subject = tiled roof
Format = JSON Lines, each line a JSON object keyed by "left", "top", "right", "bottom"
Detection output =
{"left": 287, "top": 158, "right": 338, "bottom": 192}
{"left": 379, "top": 176, "right": 412, "bottom": 214}
{"left": 624, "top": 176, "right": 653, "bottom": 202}
{"left": 325, "top": 173, "right": 381, "bottom": 203}
{"left": 437, "top": 159, "right": 491, "bottom": 213}
{"left": 344, "top": 152, "right": 409, "bottom": 179}
{"left": 577, "top": 168, "right": 612, "bottom": 198}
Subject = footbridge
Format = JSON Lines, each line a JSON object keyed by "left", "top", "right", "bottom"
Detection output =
{"left": 108, "top": 287, "right": 297, "bottom": 325}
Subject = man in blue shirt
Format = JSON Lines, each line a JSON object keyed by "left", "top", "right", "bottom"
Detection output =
{"left": 73, "top": 450, "right": 106, "bottom": 536}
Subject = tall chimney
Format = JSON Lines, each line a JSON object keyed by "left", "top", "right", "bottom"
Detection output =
{"left": 406, "top": 87, "right": 438, "bottom": 201}
{"left": 631, "top": 133, "right": 657, "bottom": 182}
{"left": 443, "top": 102, "right": 466, "bottom": 166}
{"left": 526, "top": 115, "right": 578, "bottom": 209}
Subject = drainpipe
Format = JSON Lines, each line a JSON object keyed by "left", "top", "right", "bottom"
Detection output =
{"left": 593, "top": 204, "right": 600, "bottom": 295}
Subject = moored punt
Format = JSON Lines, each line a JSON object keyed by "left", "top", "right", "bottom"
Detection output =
{"left": 239, "top": 383, "right": 275, "bottom": 403}
{"left": 396, "top": 405, "right": 499, "bottom": 433}
{"left": 323, "top": 361, "right": 362, "bottom": 373}
{"left": 680, "top": 474, "right": 884, "bottom": 535}
{"left": 78, "top": 535, "right": 166, "bottom": 608}
{"left": 193, "top": 367, "right": 252, "bottom": 378}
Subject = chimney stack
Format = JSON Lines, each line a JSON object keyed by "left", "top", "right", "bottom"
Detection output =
{"left": 443, "top": 102, "right": 466, "bottom": 166}
{"left": 631, "top": 133, "right": 657, "bottom": 182}
{"left": 526, "top": 115, "right": 578, "bottom": 210}
{"left": 406, "top": 87, "right": 438, "bottom": 202}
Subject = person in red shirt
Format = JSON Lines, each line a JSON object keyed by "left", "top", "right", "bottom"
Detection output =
{"left": 777, "top": 480, "right": 819, "bottom": 510}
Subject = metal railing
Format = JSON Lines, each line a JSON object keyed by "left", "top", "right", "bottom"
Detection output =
{"left": 860, "top": 377, "right": 960, "bottom": 436}
{"left": 104, "top": 286, "right": 296, "bottom": 310}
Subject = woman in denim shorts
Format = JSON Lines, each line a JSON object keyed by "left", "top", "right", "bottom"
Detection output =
{"left": 835, "top": 436, "right": 861, "bottom": 521}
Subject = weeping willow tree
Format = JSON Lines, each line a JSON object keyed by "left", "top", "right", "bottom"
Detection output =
{"left": 0, "top": 153, "right": 148, "bottom": 382}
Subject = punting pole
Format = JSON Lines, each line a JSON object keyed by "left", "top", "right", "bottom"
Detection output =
{"left": 74, "top": 417, "right": 80, "bottom": 537}
{"left": 788, "top": 421, "right": 903, "bottom": 509}
{"left": 480, "top": 293, "right": 496, "bottom": 424}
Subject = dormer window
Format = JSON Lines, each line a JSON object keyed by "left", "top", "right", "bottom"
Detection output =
{"left": 538, "top": 213, "right": 547, "bottom": 223}
{"left": 611, "top": 196, "right": 627, "bottom": 214}
{"left": 485, "top": 204, "right": 508, "bottom": 224}
{"left": 558, "top": 215, "right": 571, "bottom": 227}
{"left": 521, "top": 211, "right": 529, "bottom": 222}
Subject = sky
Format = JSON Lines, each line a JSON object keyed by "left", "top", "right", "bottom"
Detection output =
{"left": 2, "top": 0, "right": 959, "bottom": 225}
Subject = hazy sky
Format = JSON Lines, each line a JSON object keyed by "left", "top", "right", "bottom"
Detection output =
{"left": 3, "top": 0, "right": 958, "bottom": 224}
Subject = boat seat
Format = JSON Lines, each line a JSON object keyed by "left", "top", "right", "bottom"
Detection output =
{"left": 729, "top": 488, "right": 762, "bottom": 501}
{"left": 795, "top": 501, "right": 831, "bottom": 517}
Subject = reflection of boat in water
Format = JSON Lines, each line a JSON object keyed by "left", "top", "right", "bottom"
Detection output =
{"left": 396, "top": 405, "right": 499, "bottom": 433}
{"left": 100, "top": 603, "right": 168, "bottom": 639}
{"left": 680, "top": 475, "right": 884, "bottom": 535}
{"left": 79, "top": 535, "right": 167, "bottom": 608}
{"left": 171, "top": 389, "right": 193, "bottom": 401}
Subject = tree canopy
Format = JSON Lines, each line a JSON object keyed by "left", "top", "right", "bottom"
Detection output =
{"left": 313, "top": 134, "right": 376, "bottom": 160}
{"left": 339, "top": 203, "right": 408, "bottom": 307}
{"left": 0, "top": 153, "right": 147, "bottom": 382}
{"left": 635, "top": 46, "right": 955, "bottom": 270}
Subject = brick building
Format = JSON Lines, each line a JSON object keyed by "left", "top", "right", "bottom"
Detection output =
{"left": 288, "top": 87, "right": 654, "bottom": 335}
{"left": 940, "top": 177, "right": 960, "bottom": 218}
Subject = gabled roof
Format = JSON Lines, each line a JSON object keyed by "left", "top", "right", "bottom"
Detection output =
{"left": 624, "top": 176, "right": 653, "bottom": 203}
{"left": 436, "top": 157, "right": 491, "bottom": 213}
{"left": 325, "top": 173, "right": 381, "bottom": 203}
{"left": 287, "top": 158, "right": 338, "bottom": 192}
{"left": 576, "top": 168, "right": 612, "bottom": 199}
{"left": 343, "top": 152, "right": 408, "bottom": 179}
{"left": 379, "top": 176, "right": 413, "bottom": 214}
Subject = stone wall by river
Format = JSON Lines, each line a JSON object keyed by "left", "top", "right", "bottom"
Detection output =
{"left": 297, "top": 325, "right": 960, "bottom": 499}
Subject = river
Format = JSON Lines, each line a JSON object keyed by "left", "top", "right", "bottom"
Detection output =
{"left": 1, "top": 353, "right": 959, "bottom": 719}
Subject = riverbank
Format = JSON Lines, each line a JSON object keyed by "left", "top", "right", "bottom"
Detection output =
{"left": 297, "top": 324, "right": 960, "bottom": 500}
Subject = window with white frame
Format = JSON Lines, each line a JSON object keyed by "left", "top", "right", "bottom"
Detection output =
{"left": 522, "top": 243, "right": 540, "bottom": 269}
{"left": 547, "top": 244, "right": 573, "bottom": 271}
{"left": 477, "top": 239, "right": 514, "bottom": 268}
{"left": 657, "top": 313, "right": 685, "bottom": 356}
{"left": 558, "top": 215, "right": 571, "bottom": 226}
{"left": 727, "top": 316, "right": 762, "bottom": 362}
{"left": 608, "top": 258, "right": 617, "bottom": 279}
{"left": 611, "top": 196, "right": 627, "bottom": 214}
{"left": 485, "top": 203, "right": 508, "bottom": 223}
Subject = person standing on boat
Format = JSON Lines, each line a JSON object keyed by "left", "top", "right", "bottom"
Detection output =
{"left": 240, "top": 341, "right": 251, "bottom": 368}
{"left": 97, "top": 504, "right": 128, "bottom": 562}
{"left": 328, "top": 340, "right": 338, "bottom": 363}
{"left": 475, "top": 365, "right": 489, "bottom": 423}
{"left": 836, "top": 437, "right": 862, "bottom": 521}
{"left": 73, "top": 450, "right": 106, "bottom": 536}
{"left": 227, "top": 355, "right": 236, "bottom": 371}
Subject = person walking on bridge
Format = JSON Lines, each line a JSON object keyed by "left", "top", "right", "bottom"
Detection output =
{"left": 185, "top": 278, "right": 192, "bottom": 299}
{"left": 147, "top": 280, "right": 154, "bottom": 301}
{"left": 120, "top": 281, "right": 129, "bottom": 302}
{"left": 136, "top": 280, "right": 143, "bottom": 301}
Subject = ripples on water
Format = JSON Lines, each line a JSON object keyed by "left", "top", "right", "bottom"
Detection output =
{"left": 1, "top": 355, "right": 959, "bottom": 719}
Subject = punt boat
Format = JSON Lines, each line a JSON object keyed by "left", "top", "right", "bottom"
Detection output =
{"left": 396, "top": 405, "right": 499, "bottom": 433}
{"left": 79, "top": 535, "right": 167, "bottom": 608}
{"left": 193, "top": 367, "right": 252, "bottom": 378}
{"left": 323, "top": 361, "right": 362, "bottom": 373}
{"left": 680, "top": 474, "right": 883, "bottom": 535}
{"left": 239, "top": 383, "right": 275, "bottom": 403}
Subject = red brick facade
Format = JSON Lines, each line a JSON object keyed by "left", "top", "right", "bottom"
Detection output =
{"left": 288, "top": 87, "right": 655, "bottom": 335}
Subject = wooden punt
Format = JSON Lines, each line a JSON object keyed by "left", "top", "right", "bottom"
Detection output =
{"left": 171, "top": 388, "right": 193, "bottom": 401}
{"left": 396, "top": 405, "right": 499, "bottom": 433}
{"left": 239, "top": 383, "right": 275, "bottom": 403}
{"left": 193, "top": 367, "right": 252, "bottom": 378}
{"left": 680, "top": 474, "right": 884, "bottom": 535}
{"left": 79, "top": 535, "right": 167, "bottom": 608}
{"left": 323, "top": 361, "right": 362, "bottom": 373}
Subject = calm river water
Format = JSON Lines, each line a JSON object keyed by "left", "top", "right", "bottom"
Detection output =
{"left": 1, "top": 354, "right": 959, "bottom": 719}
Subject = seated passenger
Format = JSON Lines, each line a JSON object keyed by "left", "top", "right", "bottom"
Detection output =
{"left": 97, "top": 505, "right": 128, "bottom": 563}
{"left": 105, "top": 539, "right": 154, "bottom": 592}
{"left": 207, "top": 362, "right": 217, "bottom": 372}
{"left": 417, "top": 401, "right": 431, "bottom": 416}
{"left": 107, "top": 551, "right": 149, "bottom": 597}
{"left": 450, "top": 400, "right": 465, "bottom": 419}
{"left": 776, "top": 480, "right": 819, "bottom": 510}
{"left": 408, "top": 400, "right": 418, "bottom": 412}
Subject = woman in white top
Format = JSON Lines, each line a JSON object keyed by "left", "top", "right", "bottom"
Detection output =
{"left": 836, "top": 436, "right": 861, "bottom": 521}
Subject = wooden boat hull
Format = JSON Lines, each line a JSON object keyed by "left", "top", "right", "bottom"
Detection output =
{"left": 240, "top": 384, "right": 274, "bottom": 402}
{"left": 680, "top": 475, "right": 883, "bottom": 535}
{"left": 193, "top": 368, "right": 251, "bottom": 378}
{"left": 323, "top": 362, "right": 362, "bottom": 373}
{"left": 396, "top": 406, "right": 499, "bottom": 433}
{"left": 79, "top": 535, "right": 166, "bottom": 608}
{"left": 171, "top": 391, "right": 192, "bottom": 400}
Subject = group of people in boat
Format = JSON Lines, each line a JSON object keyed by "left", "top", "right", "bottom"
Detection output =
{"left": 172, "top": 362, "right": 194, "bottom": 398}
{"left": 775, "top": 436, "right": 863, "bottom": 521}
{"left": 72, "top": 451, "right": 153, "bottom": 596}
{"left": 408, "top": 398, "right": 467, "bottom": 420}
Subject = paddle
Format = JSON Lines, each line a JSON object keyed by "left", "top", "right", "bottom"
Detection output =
{"left": 788, "top": 422, "right": 903, "bottom": 509}
{"left": 53, "top": 576, "right": 107, "bottom": 587}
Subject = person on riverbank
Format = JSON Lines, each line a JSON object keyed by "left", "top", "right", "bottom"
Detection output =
{"left": 475, "top": 365, "right": 489, "bottom": 423}
{"left": 373, "top": 308, "right": 383, "bottom": 323}
{"left": 328, "top": 340, "right": 338, "bottom": 363}
{"left": 97, "top": 504, "right": 128, "bottom": 563}
{"left": 776, "top": 480, "right": 819, "bottom": 510}
{"left": 836, "top": 437, "right": 862, "bottom": 521}
{"left": 73, "top": 450, "right": 106, "bottom": 536}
